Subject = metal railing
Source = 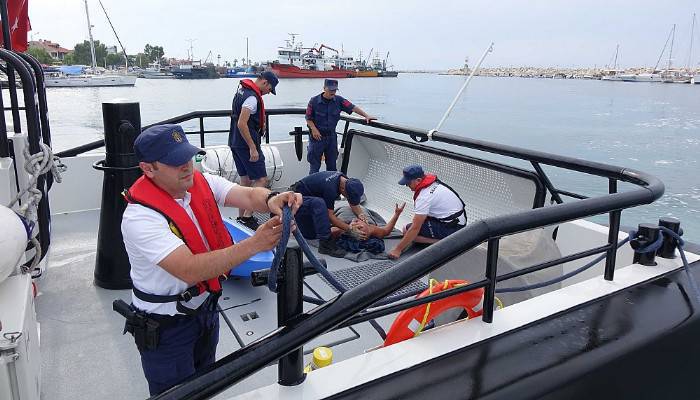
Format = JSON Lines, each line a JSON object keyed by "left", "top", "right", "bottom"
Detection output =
{"left": 103, "top": 109, "right": 663, "bottom": 400}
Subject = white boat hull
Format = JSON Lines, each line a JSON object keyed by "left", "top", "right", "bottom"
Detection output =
{"left": 44, "top": 75, "right": 137, "bottom": 87}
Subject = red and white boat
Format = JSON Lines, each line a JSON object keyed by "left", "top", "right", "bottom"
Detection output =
{"left": 268, "top": 34, "right": 356, "bottom": 79}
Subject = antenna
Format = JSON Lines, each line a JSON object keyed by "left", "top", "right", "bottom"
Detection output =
{"left": 186, "top": 38, "right": 196, "bottom": 61}
{"left": 431, "top": 42, "right": 494, "bottom": 137}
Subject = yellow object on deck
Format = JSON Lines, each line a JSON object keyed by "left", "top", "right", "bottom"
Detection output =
{"left": 304, "top": 346, "right": 333, "bottom": 373}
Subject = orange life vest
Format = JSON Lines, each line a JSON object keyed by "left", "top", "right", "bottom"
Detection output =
{"left": 124, "top": 171, "right": 233, "bottom": 310}
{"left": 383, "top": 279, "right": 484, "bottom": 347}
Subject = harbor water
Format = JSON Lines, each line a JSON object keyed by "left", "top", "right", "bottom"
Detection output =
{"left": 36, "top": 73, "right": 700, "bottom": 239}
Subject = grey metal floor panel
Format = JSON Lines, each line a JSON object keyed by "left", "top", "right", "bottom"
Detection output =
{"left": 36, "top": 209, "right": 430, "bottom": 399}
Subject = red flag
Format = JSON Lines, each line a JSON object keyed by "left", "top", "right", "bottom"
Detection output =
{"left": 0, "top": 0, "right": 31, "bottom": 52}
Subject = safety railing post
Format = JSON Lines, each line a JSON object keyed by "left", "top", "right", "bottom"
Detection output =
{"left": 198, "top": 117, "right": 205, "bottom": 147}
{"left": 482, "top": 238, "right": 500, "bottom": 323}
{"left": 277, "top": 244, "right": 306, "bottom": 386}
{"left": 604, "top": 179, "right": 620, "bottom": 281}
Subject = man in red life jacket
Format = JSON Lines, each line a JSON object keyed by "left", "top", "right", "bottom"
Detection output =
{"left": 388, "top": 165, "right": 467, "bottom": 260}
{"left": 228, "top": 71, "right": 279, "bottom": 230}
{"left": 121, "top": 124, "right": 301, "bottom": 395}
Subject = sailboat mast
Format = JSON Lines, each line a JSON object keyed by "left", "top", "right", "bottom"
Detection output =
{"left": 688, "top": 13, "right": 696, "bottom": 70}
{"left": 84, "top": 0, "right": 97, "bottom": 70}
{"left": 613, "top": 44, "right": 619, "bottom": 70}
{"left": 98, "top": 0, "right": 129, "bottom": 70}
{"left": 246, "top": 37, "right": 249, "bottom": 66}
{"left": 668, "top": 24, "right": 676, "bottom": 71}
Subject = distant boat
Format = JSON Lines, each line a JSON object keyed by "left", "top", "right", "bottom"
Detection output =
{"left": 224, "top": 66, "right": 260, "bottom": 78}
{"left": 138, "top": 62, "right": 174, "bottom": 79}
{"left": 619, "top": 73, "right": 663, "bottom": 82}
{"left": 44, "top": 0, "right": 136, "bottom": 88}
{"left": 171, "top": 62, "right": 219, "bottom": 79}
{"left": 44, "top": 65, "right": 136, "bottom": 87}
{"left": 269, "top": 34, "right": 355, "bottom": 78}
{"left": 692, "top": 73, "right": 700, "bottom": 84}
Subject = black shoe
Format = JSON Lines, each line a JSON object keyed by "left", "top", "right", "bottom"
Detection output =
{"left": 318, "top": 238, "right": 346, "bottom": 258}
{"left": 236, "top": 216, "right": 260, "bottom": 231}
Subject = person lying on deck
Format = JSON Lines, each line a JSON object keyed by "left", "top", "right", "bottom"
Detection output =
{"left": 331, "top": 202, "right": 406, "bottom": 240}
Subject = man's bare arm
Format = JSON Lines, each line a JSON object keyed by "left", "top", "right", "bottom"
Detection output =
{"left": 158, "top": 217, "right": 282, "bottom": 285}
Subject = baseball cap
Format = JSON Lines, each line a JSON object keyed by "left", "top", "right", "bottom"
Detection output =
{"left": 134, "top": 124, "right": 204, "bottom": 166}
{"left": 398, "top": 164, "right": 425, "bottom": 185}
{"left": 324, "top": 79, "right": 339, "bottom": 91}
{"left": 259, "top": 71, "right": 279, "bottom": 95}
{"left": 344, "top": 178, "right": 364, "bottom": 205}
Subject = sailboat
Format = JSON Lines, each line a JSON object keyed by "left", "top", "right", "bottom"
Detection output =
{"left": 600, "top": 45, "right": 626, "bottom": 81}
{"left": 660, "top": 24, "right": 692, "bottom": 84}
{"left": 44, "top": 0, "right": 136, "bottom": 87}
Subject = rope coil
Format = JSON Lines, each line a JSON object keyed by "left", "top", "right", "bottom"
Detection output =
{"left": 6, "top": 138, "right": 67, "bottom": 273}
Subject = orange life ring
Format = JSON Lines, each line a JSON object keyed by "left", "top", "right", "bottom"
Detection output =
{"left": 383, "top": 279, "right": 484, "bottom": 347}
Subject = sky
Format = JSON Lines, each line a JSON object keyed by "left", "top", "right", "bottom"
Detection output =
{"left": 27, "top": 0, "right": 700, "bottom": 70}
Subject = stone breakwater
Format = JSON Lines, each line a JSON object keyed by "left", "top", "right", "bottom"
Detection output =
{"left": 441, "top": 67, "right": 694, "bottom": 79}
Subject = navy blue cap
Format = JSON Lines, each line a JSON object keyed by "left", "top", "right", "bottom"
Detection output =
{"left": 134, "top": 124, "right": 204, "bottom": 166}
{"left": 324, "top": 79, "right": 338, "bottom": 91}
{"left": 399, "top": 164, "right": 425, "bottom": 185}
{"left": 259, "top": 71, "right": 279, "bottom": 95}
{"left": 344, "top": 178, "right": 364, "bottom": 205}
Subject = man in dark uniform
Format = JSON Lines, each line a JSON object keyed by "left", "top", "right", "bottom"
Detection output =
{"left": 291, "top": 171, "right": 366, "bottom": 256}
{"left": 229, "top": 70, "right": 279, "bottom": 230}
{"left": 305, "top": 79, "right": 375, "bottom": 174}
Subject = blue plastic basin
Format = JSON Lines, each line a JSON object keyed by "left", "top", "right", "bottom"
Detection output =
{"left": 222, "top": 219, "right": 274, "bottom": 277}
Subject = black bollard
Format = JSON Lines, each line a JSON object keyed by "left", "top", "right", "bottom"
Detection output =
{"left": 631, "top": 223, "right": 659, "bottom": 266}
{"left": 93, "top": 101, "right": 143, "bottom": 289}
{"left": 277, "top": 244, "right": 306, "bottom": 386}
{"left": 658, "top": 217, "right": 682, "bottom": 259}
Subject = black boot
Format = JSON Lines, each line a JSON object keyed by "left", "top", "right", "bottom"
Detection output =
{"left": 318, "top": 238, "right": 346, "bottom": 258}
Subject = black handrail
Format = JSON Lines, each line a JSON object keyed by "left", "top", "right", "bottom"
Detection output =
{"left": 0, "top": 48, "right": 52, "bottom": 262}
{"left": 150, "top": 113, "right": 663, "bottom": 400}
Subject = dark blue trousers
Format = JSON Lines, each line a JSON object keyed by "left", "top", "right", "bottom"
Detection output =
{"left": 307, "top": 134, "right": 338, "bottom": 174}
{"left": 295, "top": 196, "right": 332, "bottom": 240}
{"left": 138, "top": 304, "right": 220, "bottom": 395}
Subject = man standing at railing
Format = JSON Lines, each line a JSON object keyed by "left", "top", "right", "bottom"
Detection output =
{"left": 228, "top": 71, "right": 279, "bottom": 230}
{"left": 389, "top": 165, "right": 467, "bottom": 259}
{"left": 305, "top": 79, "right": 375, "bottom": 174}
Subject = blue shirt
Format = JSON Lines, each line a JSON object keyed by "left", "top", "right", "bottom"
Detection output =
{"left": 295, "top": 171, "right": 344, "bottom": 210}
{"left": 305, "top": 94, "right": 354, "bottom": 136}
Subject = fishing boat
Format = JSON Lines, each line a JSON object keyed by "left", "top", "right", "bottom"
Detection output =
{"left": 3, "top": 21, "right": 700, "bottom": 400}
{"left": 269, "top": 35, "right": 355, "bottom": 78}
{"left": 171, "top": 61, "right": 219, "bottom": 79}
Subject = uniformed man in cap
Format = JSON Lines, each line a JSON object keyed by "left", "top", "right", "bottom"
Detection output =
{"left": 228, "top": 70, "right": 279, "bottom": 230}
{"left": 305, "top": 79, "right": 375, "bottom": 174}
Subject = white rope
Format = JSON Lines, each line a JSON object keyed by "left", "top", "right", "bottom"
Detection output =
{"left": 6, "top": 138, "right": 67, "bottom": 273}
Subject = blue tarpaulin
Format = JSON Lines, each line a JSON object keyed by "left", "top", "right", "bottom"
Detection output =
{"left": 57, "top": 65, "right": 86, "bottom": 75}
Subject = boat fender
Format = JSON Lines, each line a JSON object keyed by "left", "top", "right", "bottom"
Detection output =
{"left": 383, "top": 279, "right": 484, "bottom": 347}
{"left": 0, "top": 205, "right": 32, "bottom": 283}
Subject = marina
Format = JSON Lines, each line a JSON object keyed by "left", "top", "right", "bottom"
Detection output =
{"left": 2, "top": 1, "right": 700, "bottom": 400}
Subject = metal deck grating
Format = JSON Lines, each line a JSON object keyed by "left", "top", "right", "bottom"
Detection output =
{"left": 319, "top": 260, "right": 428, "bottom": 298}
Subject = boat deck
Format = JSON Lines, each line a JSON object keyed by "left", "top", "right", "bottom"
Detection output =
{"left": 38, "top": 207, "right": 422, "bottom": 399}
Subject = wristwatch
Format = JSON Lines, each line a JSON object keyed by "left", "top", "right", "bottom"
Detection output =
{"left": 266, "top": 191, "right": 280, "bottom": 208}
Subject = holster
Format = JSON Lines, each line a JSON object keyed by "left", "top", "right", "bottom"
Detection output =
{"left": 114, "top": 299, "right": 161, "bottom": 351}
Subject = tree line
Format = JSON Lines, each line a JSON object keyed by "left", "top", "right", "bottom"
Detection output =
{"left": 26, "top": 42, "right": 166, "bottom": 68}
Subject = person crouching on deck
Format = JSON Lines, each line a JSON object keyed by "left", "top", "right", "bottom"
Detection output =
{"left": 388, "top": 165, "right": 467, "bottom": 260}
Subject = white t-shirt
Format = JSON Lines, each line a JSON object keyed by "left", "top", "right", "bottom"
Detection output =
{"left": 121, "top": 173, "right": 236, "bottom": 315}
{"left": 413, "top": 182, "right": 466, "bottom": 224}
{"left": 242, "top": 95, "right": 257, "bottom": 113}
